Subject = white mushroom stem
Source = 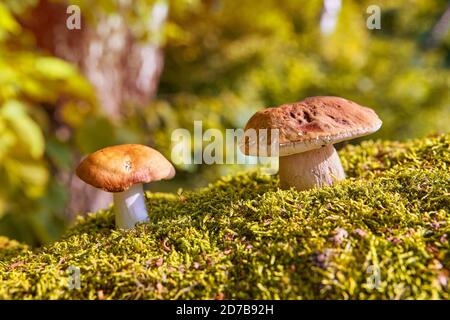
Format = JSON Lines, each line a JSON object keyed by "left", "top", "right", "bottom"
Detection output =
{"left": 113, "top": 183, "right": 149, "bottom": 229}
{"left": 279, "top": 145, "right": 345, "bottom": 191}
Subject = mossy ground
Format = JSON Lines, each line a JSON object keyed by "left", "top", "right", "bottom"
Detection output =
{"left": 1, "top": 134, "right": 449, "bottom": 299}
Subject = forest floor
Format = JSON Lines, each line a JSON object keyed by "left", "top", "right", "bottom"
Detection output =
{"left": 1, "top": 133, "right": 449, "bottom": 299}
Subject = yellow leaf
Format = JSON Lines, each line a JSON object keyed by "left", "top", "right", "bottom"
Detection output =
{"left": 34, "top": 57, "right": 77, "bottom": 80}
{"left": 4, "top": 159, "right": 49, "bottom": 198}
{"left": 0, "top": 100, "right": 45, "bottom": 159}
{"left": 0, "top": 3, "right": 21, "bottom": 35}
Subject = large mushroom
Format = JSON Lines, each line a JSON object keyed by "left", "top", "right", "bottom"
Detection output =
{"left": 76, "top": 144, "right": 175, "bottom": 229}
{"left": 241, "top": 96, "right": 382, "bottom": 191}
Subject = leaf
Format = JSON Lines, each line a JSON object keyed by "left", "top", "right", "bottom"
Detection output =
{"left": 75, "top": 116, "right": 117, "bottom": 154}
{"left": 21, "top": 77, "right": 59, "bottom": 102}
{"left": 4, "top": 159, "right": 49, "bottom": 198}
{"left": 0, "top": 100, "right": 45, "bottom": 159}
{"left": 0, "top": 3, "right": 21, "bottom": 37}
{"left": 0, "top": 192, "right": 5, "bottom": 218}
{"left": 60, "top": 101, "right": 93, "bottom": 128}
{"left": 0, "top": 117, "right": 16, "bottom": 161}
{"left": 34, "top": 57, "right": 78, "bottom": 80}
{"left": 63, "top": 74, "right": 96, "bottom": 100}
{"left": 37, "top": 180, "right": 68, "bottom": 215}
{"left": 46, "top": 138, "right": 73, "bottom": 171}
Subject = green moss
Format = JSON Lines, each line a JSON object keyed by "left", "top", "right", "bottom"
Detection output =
{"left": 1, "top": 134, "right": 449, "bottom": 299}
{"left": 0, "top": 236, "right": 29, "bottom": 262}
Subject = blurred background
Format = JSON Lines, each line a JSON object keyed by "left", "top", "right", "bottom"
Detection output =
{"left": 0, "top": 0, "right": 449, "bottom": 245}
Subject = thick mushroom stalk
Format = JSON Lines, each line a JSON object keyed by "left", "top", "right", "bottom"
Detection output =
{"left": 241, "top": 96, "right": 382, "bottom": 192}
{"left": 113, "top": 183, "right": 148, "bottom": 229}
{"left": 279, "top": 145, "right": 345, "bottom": 191}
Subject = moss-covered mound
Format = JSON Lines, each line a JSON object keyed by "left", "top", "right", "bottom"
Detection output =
{"left": 1, "top": 134, "right": 449, "bottom": 299}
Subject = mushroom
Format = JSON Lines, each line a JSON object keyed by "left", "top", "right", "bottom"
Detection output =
{"left": 241, "top": 96, "right": 382, "bottom": 191}
{"left": 76, "top": 144, "right": 175, "bottom": 229}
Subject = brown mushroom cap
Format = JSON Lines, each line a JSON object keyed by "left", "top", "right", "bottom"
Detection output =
{"left": 76, "top": 144, "right": 175, "bottom": 192}
{"left": 242, "top": 96, "right": 382, "bottom": 156}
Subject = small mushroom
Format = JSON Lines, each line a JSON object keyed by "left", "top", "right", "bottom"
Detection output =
{"left": 76, "top": 144, "right": 175, "bottom": 229}
{"left": 241, "top": 96, "right": 381, "bottom": 191}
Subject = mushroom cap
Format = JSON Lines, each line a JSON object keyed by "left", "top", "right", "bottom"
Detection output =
{"left": 241, "top": 96, "right": 382, "bottom": 156}
{"left": 76, "top": 144, "right": 175, "bottom": 192}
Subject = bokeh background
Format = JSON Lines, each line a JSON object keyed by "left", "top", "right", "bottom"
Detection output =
{"left": 0, "top": 0, "right": 449, "bottom": 245}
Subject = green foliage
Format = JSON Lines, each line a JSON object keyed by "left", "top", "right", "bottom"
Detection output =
{"left": 1, "top": 134, "right": 449, "bottom": 299}
{"left": 0, "top": 1, "right": 97, "bottom": 243}
{"left": 156, "top": 0, "right": 450, "bottom": 185}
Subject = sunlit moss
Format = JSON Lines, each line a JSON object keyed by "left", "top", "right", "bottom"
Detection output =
{"left": 0, "top": 236, "right": 30, "bottom": 262}
{"left": 1, "top": 134, "right": 449, "bottom": 299}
